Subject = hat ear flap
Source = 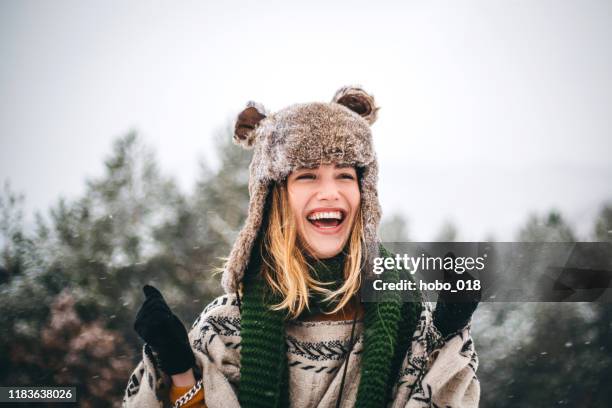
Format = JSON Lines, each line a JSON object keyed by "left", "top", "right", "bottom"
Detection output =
{"left": 332, "top": 86, "right": 379, "bottom": 125}
{"left": 234, "top": 101, "right": 267, "bottom": 149}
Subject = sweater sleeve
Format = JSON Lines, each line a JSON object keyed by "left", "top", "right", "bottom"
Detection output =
{"left": 123, "top": 294, "right": 242, "bottom": 408}
{"left": 415, "top": 324, "right": 480, "bottom": 408}
{"left": 391, "top": 303, "right": 480, "bottom": 408}
{"left": 122, "top": 345, "right": 167, "bottom": 408}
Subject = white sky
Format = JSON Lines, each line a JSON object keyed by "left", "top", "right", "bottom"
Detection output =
{"left": 1, "top": 0, "right": 611, "bottom": 241}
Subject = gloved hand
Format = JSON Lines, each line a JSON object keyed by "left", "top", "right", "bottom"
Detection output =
{"left": 433, "top": 252, "right": 481, "bottom": 338}
{"left": 134, "top": 285, "right": 195, "bottom": 376}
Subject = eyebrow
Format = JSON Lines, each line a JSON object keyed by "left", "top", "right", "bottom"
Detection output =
{"left": 292, "top": 164, "right": 354, "bottom": 173}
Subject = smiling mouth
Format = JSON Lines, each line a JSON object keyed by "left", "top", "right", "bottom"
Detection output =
{"left": 306, "top": 210, "right": 346, "bottom": 229}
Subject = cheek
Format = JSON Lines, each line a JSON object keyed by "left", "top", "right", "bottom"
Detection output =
{"left": 342, "top": 186, "right": 361, "bottom": 224}
{"left": 287, "top": 188, "right": 307, "bottom": 220}
{"left": 347, "top": 186, "right": 361, "bottom": 211}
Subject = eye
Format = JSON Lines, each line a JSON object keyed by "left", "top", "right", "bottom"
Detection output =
{"left": 296, "top": 173, "right": 316, "bottom": 180}
{"left": 339, "top": 173, "right": 356, "bottom": 180}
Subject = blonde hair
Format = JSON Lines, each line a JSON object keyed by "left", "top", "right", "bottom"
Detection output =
{"left": 261, "top": 180, "right": 364, "bottom": 319}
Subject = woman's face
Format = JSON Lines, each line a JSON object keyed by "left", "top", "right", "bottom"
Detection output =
{"left": 287, "top": 163, "right": 361, "bottom": 259}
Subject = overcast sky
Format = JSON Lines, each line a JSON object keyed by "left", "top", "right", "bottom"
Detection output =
{"left": 1, "top": 0, "right": 611, "bottom": 241}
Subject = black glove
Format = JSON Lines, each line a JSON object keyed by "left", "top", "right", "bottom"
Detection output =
{"left": 433, "top": 252, "right": 481, "bottom": 338}
{"left": 134, "top": 285, "right": 195, "bottom": 376}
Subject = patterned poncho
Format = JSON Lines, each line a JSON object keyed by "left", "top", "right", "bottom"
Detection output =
{"left": 123, "top": 293, "right": 480, "bottom": 407}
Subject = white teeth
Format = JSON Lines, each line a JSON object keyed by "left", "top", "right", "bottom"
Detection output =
{"left": 307, "top": 211, "right": 343, "bottom": 221}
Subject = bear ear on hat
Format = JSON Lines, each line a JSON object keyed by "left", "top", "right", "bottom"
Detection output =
{"left": 233, "top": 101, "right": 267, "bottom": 149}
{"left": 332, "top": 85, "right": 379, "bottom": 125}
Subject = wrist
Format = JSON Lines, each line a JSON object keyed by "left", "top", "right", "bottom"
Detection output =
{"left": 171, "top": 368, "right": 196, "bottom": 387}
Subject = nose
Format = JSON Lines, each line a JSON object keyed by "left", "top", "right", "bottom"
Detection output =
{"left": 316, "top": 177, "right": 340, "bottom": 201}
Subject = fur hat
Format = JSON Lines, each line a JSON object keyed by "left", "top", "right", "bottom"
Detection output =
{"left": 222, "top": 85, "right": 382, "bottom": 293}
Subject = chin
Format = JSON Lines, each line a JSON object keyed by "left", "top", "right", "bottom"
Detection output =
{"left": 304, "top": 238, "right": 347, "bottom": 259}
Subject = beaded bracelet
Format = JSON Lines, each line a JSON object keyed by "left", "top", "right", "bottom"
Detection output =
{"left": 173, "top": 379, "right": 203, "bottom": 408}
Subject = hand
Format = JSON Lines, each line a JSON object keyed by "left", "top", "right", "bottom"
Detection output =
{"left": 433, "top": 252, "right": 481, "bottom": 338}
{"left": 134, "top": 285, "right": 195, "bottom": 375}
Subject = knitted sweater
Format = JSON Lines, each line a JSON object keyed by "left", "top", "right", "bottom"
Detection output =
{"left": 123, "top": 294, "right": 479, "bottom": 407}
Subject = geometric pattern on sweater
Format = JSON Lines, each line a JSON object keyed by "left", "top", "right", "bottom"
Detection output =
{"left": 286, "top": 334, "right": 363, "bottom": 361}
{"left": 191, "top": 295, "right": 241, "bottom": 329}
{"left": 125, "top": 366, "right": 145, "bottom": 398}
{"left": 288, "top": 359, "right": 342, "bottom": 375}
{"left": 194, "top": 309, "right": 370, "bottom": 368}
{"left": 415, "top": 314, "right": 444, "bottom": 354}
{"left": 469, "top": 350, "right": 479, "bottom": 376}
{"left": 200, "top": 316, "right": 241, "bottom": 337}
{"left": 201, "top": 295, "right": 240, "bottom": 317}
{"left": 193, "top": 316, "right": 242, "bottom": 357}
{"left": 192, "top": 317, "right": 368, "bottom": 367}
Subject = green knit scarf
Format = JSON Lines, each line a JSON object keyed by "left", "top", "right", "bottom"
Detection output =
{"left": 238, "top": 245, "right": 422, "bottom": 408}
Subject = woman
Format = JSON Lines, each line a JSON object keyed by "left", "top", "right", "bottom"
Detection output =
{"left": 123, "top": 86, "right": 480, "bottom": 407}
